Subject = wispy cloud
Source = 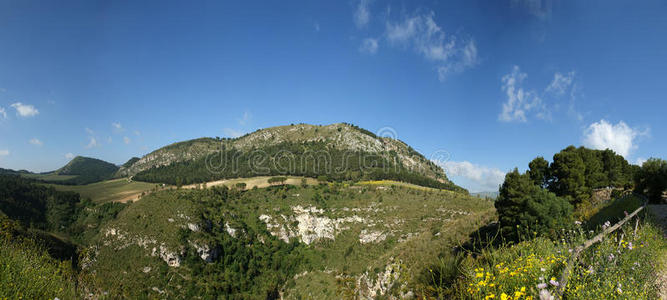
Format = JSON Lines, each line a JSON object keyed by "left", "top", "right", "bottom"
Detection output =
{"left": 86, "top": 137, "right": 99, "bottom": 149}
{"left": 238, "top": 111, "right": 251, "bottom": 126}
{"left": 354, "top": 0, "right": 371, "bottom": 29}
{"left": 511, "top": 0, "right": 552, "bottom": 20}
{"left": 29, "top": 138, "right": 43, "bottom": 147}
{"left": 0, "top": 107, "right": 6, "bottom": 119}
{"left": 499, "top": 66, "right": 580, "bottom": 122}
{"left": 546, "top": 71, "right": 575, "bottom": 96}
{"left": 498, "top": 66, "right": 544, "bottom": 122}
{"left": 112, "top": 122, "right": 124, "bottom": 133}
{"left": 0, "top": 149, "right": 9, "bottom": 157}
{"left": 10, "top": 102, "right": 39, "bottom": 117}
{"left": 583, "top": 119, "right": 648, "bottom": 158}
{"left": 437, "top": 160, "right": 506, "bottom": 192}
{"left": 84, "top": 128, "right": 99, "bottom": 149}
{"left": 65, "top": 152, "right": 75, "bottom": 160}
{"left": 314, "top": 22, "right": 320, "bottom": 32}
{"left": 123, "top": 136, "right": 131, "bottom": 144}
{"left": 384, "top": 12, "right": 479, "bottom": 80}
{"left": 223, "top": 128, "right": 244, "bottom": 138}
{"left": 359, "top": 38, "right": 379, "bottom": 54}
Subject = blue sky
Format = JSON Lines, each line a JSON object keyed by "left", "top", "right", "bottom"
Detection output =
{"left": 0, "top": 0, "right": 665, "bottom": 192}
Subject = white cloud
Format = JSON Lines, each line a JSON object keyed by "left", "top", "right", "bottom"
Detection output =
{"left": 437, "top": 160, "right": 506, "bottom": 192}
{"left": 385, "top": 12, "right": 478, "bottom": 80}
{"left": 86, "top": 137, "right": 99, "bottom": 149}
{"left": 511, "top": 0, "right": 552, "bottom": 19}
{"left": 10, "top": 102, "right": 39, "bottom": 117}
{"left": 354, "top": 0, "right": 371, "bottom": 29}
{"left": 634, "top": 157, "right": 647, "bottom": 166}
{"left": 112, "top": 122, "right": 124, "bottom": 133}
{"left": 0, "top": 107, "right": 6, "bottom": 119}
{"left": 583, "top": 119, "right": 647, "bottom": 158}
{"left": 238, "top": 111, "right": 251, "bottom": 126}
{"left": 546, "top": 71, "right": 575, "bottom": 96}
{"left": 123, "top": 136, "right": 131, "bottom": 144}
{"left": 498, "top": 66, "right": 545, "bottom": 122}
{"left": 65, "top": 153, "right": 75, "bottom": 159}
{"left": 359, "top": 38, "right": 379, "bottom": 54}
{"left": 223, "top": 128, "right": 244, "bottom": 138}
{"left": 29, "top": 138, "right": 43, "bottom": 147}
{"left": 0, "top": 149, "right": 8, "bottom": 157}
{"left": 84, "top": 127, "right": 99, "bottom": 148}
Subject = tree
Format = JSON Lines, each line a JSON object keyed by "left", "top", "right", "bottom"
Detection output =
{"left": 496, "top": 169, "right": 572, "bottom": 241}
{"left": 235, "top": 182, "right": 247, "bottom": 190}
{"left": 268, "top": 177, "right": 287, "bottom": 186}
{"left": 549, "top": 146, "right": 588, "bottom": 205}
{"left": 635, "top": 158, "right": 667, "bottom": 203}
{"left": 528, "top": 157, "right": 549, "bottom": 187}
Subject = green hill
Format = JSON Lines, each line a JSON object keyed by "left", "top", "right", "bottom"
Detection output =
{"left": 122, "top": 123, "right": 465, "bottom": 192}
{"left": 23, "top": 156, "right": 119, "bottom": 185}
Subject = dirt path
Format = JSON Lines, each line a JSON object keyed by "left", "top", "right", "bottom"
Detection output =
{"left": 648, "top": 205, "right": 667, "bottom": 299}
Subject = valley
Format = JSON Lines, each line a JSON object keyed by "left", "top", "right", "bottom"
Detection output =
{"left": 0, "top": 123, "right": 665, "bottom": 299}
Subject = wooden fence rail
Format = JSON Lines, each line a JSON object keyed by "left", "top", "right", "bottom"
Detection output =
{"left": 554, "top": 194, "right": 648, "bottom": 299}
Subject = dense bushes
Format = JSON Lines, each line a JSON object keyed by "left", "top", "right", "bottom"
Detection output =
{"left": 173, "top": 186, "right": 307, "bottom": 298}
{"left": 496, "top": 169, "right": 573, "bottom": 241}
{"left": 0, "top": 175, "right": 82, "bottom": 231}
{"left": 494, "top": 146, "right": 638, "bottom": 242}
{"left": 634, "top": 158, "right": 667, "bottom": 203}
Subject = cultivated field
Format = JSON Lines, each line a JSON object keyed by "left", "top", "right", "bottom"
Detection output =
{"left": 47, "top": 178, "right": 159, "bottom": 203}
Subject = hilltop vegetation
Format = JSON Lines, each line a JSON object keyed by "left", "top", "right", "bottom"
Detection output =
{"left": 119, "top": 123, "right": 451, "bottom": 185}
{"left": 133, "top": 141, "right": 465, "bottom": 192}
{"left": 20, "top": 156, "right": 119, "bottom": 185}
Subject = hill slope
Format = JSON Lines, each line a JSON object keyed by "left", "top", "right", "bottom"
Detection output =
{"left": 82, "top": 182, "right": 493, "bottom": 298}
{"left": 21, "top": 156, "right": 119, "bottom": 185}
{"left": 120, "top": 123, "right": 463, "bottom": 191}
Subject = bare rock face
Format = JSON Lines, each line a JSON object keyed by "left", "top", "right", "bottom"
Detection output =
{"left": 189, "top": 241, "right": 219, "bottom": 262}
{"left": 224, "top": 222, "right": 237, "bottom": 237}
{"left": 151, "top": 244, "right": 182, "bottom": 267}
{"left": 359, "top": 229, "right": 387, "bottom": 244}
{"left": 355, "top": 259, "right": 404, "bottom": 299}
{"left": 103, "top": 226, "right": 183, "bottom": 268}
{"left": 259, "top": 206, "right": 366, "bottom": 245}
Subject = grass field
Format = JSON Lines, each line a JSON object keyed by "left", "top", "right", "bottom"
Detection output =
{"left": 358, "top": 179, "right": 466, "bottom": 195}
{"left": 47, "top": 178, "right": 159, "bottom": 203}
{"left": 181, "top": 175, "right": 319, "bottom": 190}
{"left": 21, "top": 173, "right": 77, "bottom": 182}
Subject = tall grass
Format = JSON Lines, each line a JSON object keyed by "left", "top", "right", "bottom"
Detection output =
{"left": 0, "top": 239, "right": 78, "bottom": 299}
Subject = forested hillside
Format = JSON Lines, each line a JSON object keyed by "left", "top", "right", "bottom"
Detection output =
{"left": 119, "top": 123, "right": 452, "bottom": 186}
{"left": 133, "top": 141, "right": 465, "bottom": 192}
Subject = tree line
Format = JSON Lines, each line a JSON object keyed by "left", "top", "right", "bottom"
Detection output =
{"left": 495, "top": 146, "right": 666, "bottom": 241}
